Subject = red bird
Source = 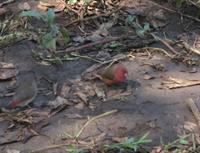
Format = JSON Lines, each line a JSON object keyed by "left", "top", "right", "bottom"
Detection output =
{"left": 7, "top": 72, "right": 37, "bottom": 109}
{"left": 98, "top": 64, "right": 128, "bottom": 85}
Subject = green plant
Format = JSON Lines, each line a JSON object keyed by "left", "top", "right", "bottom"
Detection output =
{"left": 174, "top": 0, "right": 186, "bottom": 7}
{"left": 107, "top": 132, "right": 152, "bottom": 152}
{"left": 68, "top": 0, "right": 91, "bottom": 5}
{"left": 126, "top": 15, "right": 150, "bottom": 38}
{"left": 20, "top": 9, "right": 70, "bottom": 50}
{"left": 66, "top": 144, "right": 87, "bottom": 153}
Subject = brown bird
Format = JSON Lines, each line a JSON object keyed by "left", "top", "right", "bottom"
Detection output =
{"left": 7, "top": 72, "right": 37, "bottom": 109}
{"left": 98, "top": 64, "right": 128, "bottom": 86}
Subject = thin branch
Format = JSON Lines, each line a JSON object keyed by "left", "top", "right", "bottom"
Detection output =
{"left": 186, "top": 98, "right": 200, "bottom": 127}
{"left": 75, "top": 109, "right": 118, "bottom": 138}
{"left": 65, "top": 5, "right": 124, "bottom": 27}
{"left": 56, "top": 35, "right": 133, "bottom": 54}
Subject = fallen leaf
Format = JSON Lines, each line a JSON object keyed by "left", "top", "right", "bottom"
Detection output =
{"left": 94, "top": 85, "right": 106, "bottom": 101}
{"left": 54, "top": 1, "right": 66, "bottom": 12}
{"left": 162, "top": 77, "right": 200, "bottom": 89}
{"left": 0, "top": 62, "right": 18, "bottom": 80}
{"left": 75, "top": 92, "right": 88, "bottom": 105}
{"left": 183, "top": 121, "right": 198, "bottom": 132}
{"left": 107, "top": 88, "right": 132, "bottom": 101}
{"left": 143, "top": 74, "right": 155, "bottom": 80}
{"left": 74, "top": 102, "right": 84, "bottom": 109}
{"left": 18, "top": 2, "right": 31, "bottom": 11}
{"left": 60, "top": 83, "right": 71, "bottom": 98}
{"left": 0, "top": 62, "right": 15, "bottom": 68}
{"left": 48, "top": 96, "right": 72, "bottom": 108}
{"left": 86, "top": 22, "right": 113, "bottom": 41}
{"left": 37, "top": 4, "right": 48, "bottom": 11}
{"left": 37, "top": 0, "right": 66, "bottom": 12}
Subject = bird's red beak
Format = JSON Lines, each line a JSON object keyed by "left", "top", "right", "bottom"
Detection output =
{"left": 124, "top": 72, "right": 128, "bottom": 79}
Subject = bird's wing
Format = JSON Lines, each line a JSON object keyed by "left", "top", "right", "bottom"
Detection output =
{"left": 100, "top": 66, "right": 116, "bottom": 80}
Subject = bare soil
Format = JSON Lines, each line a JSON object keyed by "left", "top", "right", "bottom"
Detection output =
{"left": 1, "top": 0, "right": 200, "bottom": 153}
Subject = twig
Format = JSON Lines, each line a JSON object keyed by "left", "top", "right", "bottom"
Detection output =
{"left": 82, "top": 54, "right": 127, "bottom": 76}
{"left": 56, "top": 35, "right": 132, "bottom": 54}
{"left": 75, "top": 109, "right": 118, "bottom": 138}
{"left": 0, "top": 0, "right": 14, "bottom": 7}
{"left": 29, "top": 143, "right": 68, "bottom": 153}
{"left": 164, "top": 77, "right": 200, "bottom": 89}
{"left": 151, "top": 33, "right": 178, "bottom": 54}
{"left": 186, "top": 98, "right": 200, "bottom": 127}
{"left": 141, "top": 47, "right": 173, "bottom": 58}
{"left": 29, "top": 110, "right": 118, "bottom": 153}
{"left": 182, "top": 41, "right": 200, "bottom": 56}
{"left": 65, "top": 5, "right": 123, "bottom": 27}
{"left": 150, "top": 0, "right": 200, "bottom": 23}
{"left": 71, "top": 53, "right": 102, "bottom": 63}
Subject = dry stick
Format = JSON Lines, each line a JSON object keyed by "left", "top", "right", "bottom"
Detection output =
{"left": 0, "top": 0, "right": 14, "bottom": 7}
{"left": 151, "top": 33, "right": 178, "bottom": 54}
{"left": 182, "top": 41, "right": 200, "bottom": 56}
{"left": 56, "top": 35, "right": 132, "bottom": 53}
{"left": 29, "top": 109, "right": 118, "bottom": 153}
{"left": 186, "top": 98, "right": 200, "bottom": 127}
{"left": 65, "top": 5, "right": 124, "bottom": 27}
{"left": 141, "top": 47, "right": 173, "bottom": 58}
{"left": 82, "top": 54, "right": 127, "bottom": 75}
{"left": 75, "top": 109, "right": 118, "bottom": 138}
{"left": 29, "top": 143, "right": 69, "bottom": 153}
{"left": 150, "top": 0, "right": 200, "bottom": 23}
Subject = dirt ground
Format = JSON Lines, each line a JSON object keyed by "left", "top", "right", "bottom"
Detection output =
{"left": 1, "top": 0, "right": 200, "bottom": 153}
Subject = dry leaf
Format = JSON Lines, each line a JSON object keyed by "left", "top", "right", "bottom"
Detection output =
{"left": 75, "top": 92, "right": 88, "bottom": 105}
{"left": 183, "top": 121, "right": 198, "bottom": 132}
{"left": 94, "top": 85, "right": 106, "bottom": 100}
{"left": 74, "top": 102, "right": 84, "bottom": 109}
{"left": 0, "top": 62, "right": 15, "bottom": 68}
{"left": 37, "top": 0, "right": 66, "bottom": 12}
{"left": 48, "top": 96, "right": 72, "bottom": 108}
{"left": 54, "top": 1, "right": 66, "bottom": 12}
{"left": 18, "top": 2, "right": 31, "bottom": 11}
{"left": 143, "top": 74, "right": 155, "bottom": 80}
{"left": 0, "top": 62, "right": 18, "bottom": 80}
{"left": 162, "top": 77, "right": 200, "bottom": 89}
{"left": 0, "top": 63, "right": 17, "bottom": 77}
{"left": 107, "top": 88, "right": 132, "bottom": 101}
{"left": 86, "top": 22, "right": 113, "bottom": 41}
{"left": 37, "top": 4, "right": 48, "bottom": 11}
{"left": 59, "top": 83, "right": 71, "bottom": 98}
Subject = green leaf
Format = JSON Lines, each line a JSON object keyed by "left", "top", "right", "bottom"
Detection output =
{"left": 60, "top": 28, "right": 70, "bottom": 44}
{"left": 50, "top": 24, "right": 60, "bottom": 37}
{"left": 46, "top": 9, "right": 55, "bottom": 25}
{"left": 109, "top": 42, "right": 121, "bottom": 49}
{"left": 136, "top": 23, "right": 150, "bottom": 38}
{"left": 126, "top": 15, "right": 136, "bottom": 25}
{"left": 179, "top": 139, "right": 189, "bottom": 145}
{"left": 83, "top": 0, "right": 91, "bottom": 5}
{"left": 41, "top": 33, "right": 56, "bottom": 49}
{"left": 175, "top": 0, "right": 185, "bottom": 7}
{"left": 20, "top": 10, "right": 42, "bottom": 20}
{"left": 68, "top": 0, "right": 77, "bottom": 5}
